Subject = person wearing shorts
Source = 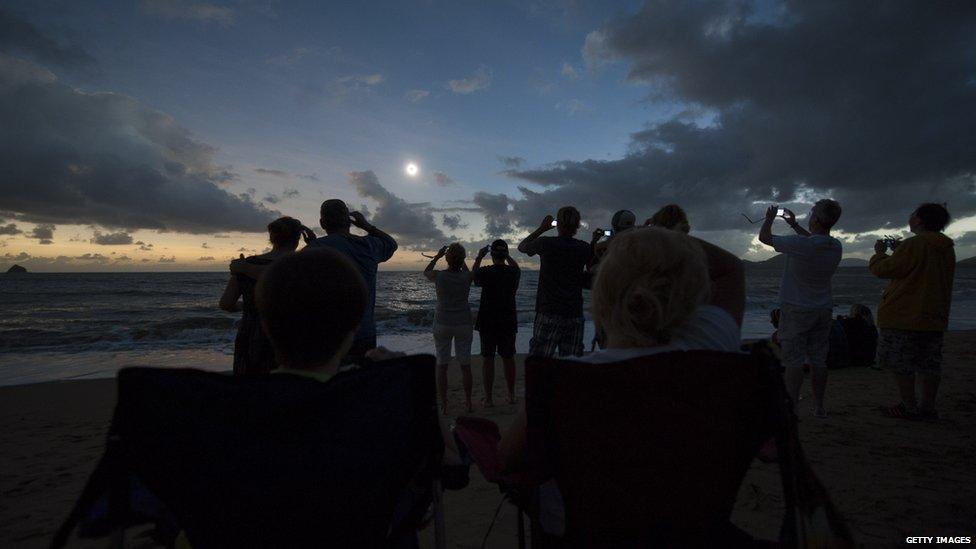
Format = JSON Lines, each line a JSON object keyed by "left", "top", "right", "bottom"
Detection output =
{"left": 518, "top": 207, "right": 593, "bottom": 358}
{"left": 871, "top": 203, "right": 955, "bottom": 420}
{"left": 473, "top": 240, "right": 521, "bottom": 406}
{"left": 424, "top": 243, "right": 474, "bottom": 414}
{"left": 759, "top": 199, "right": 843, "bottom": 418}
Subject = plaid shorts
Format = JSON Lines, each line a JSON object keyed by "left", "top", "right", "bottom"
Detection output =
{"left": 878, "top": 329, "right": 944, "bottom": 376}
{"left": 778, "top": 304, "right": 832, "bottom": 369}
{"left": 529, "top": 313, "right": 584, "bottom": 358}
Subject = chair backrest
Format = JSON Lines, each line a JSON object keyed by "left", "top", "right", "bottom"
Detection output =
{"left": 524, "top": 350, "right": 773, "bottom": 545}
{"left": 56, "top": 355, "right": 440, "bottom": 548}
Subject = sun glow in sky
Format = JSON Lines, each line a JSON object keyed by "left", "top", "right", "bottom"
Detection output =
{"left": 405, "top": 163, "right": 419, "bottom": 177}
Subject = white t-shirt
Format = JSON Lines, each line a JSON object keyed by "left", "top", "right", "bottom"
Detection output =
{"left": 572, "top": 305, "right": 741, "bottom": 364}
{"left": 771, "top": 234, "right": 842, "bottom": 309}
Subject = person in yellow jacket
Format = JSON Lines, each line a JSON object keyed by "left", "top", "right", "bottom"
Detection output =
{"left": 871, "top": 203, "right": 955, "bottom": 420}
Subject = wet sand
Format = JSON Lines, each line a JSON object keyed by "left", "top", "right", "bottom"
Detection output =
{"left": 2, "top": 332, "right": 975, "bottom": 547}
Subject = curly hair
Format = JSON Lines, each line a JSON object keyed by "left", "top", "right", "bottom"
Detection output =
{"left": 592, "top": 227, "right": 709, "bottom": 346}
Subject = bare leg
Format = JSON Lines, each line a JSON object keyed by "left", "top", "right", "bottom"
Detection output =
{"left": 482, "top": 356, "right": 495, "bottom": 407}
{"left": 502, "top": 356, "right": 517, "bottom": 403}
{"left": 892, "top": 372, "right": 918, "bottom": 410}
{"left": 811, "top": 366, "right": 828, "bottom": 416}
{"left": 437, "top": 364, "right": 449, "bottom": 415}
{"left": 460, "top": 363, "right": 473, "bottom": 413}
{"left": 917, "top": 373, "right": 940, "bottom": 413}
{"left": 784, "top": 367, "right": 805, "bottom": 414}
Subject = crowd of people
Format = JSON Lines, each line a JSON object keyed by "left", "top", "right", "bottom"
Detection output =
{"left": 219, "top": 199, "right": 956, "bottom": 421}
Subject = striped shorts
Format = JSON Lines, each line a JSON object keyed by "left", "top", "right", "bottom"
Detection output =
{"left": 529, "top": 313, "right": 584, "bottom": 358}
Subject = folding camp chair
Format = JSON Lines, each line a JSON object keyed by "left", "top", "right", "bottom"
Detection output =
{"left": 456, "top": 344, "right": 853, "bottom": 547}
{"left": 52, "top": 354, "right": 449, "bottom": 549}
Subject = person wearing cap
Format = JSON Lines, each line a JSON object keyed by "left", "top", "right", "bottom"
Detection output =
{"left": 518, "top": 206, "right": 593, "bottom": 357}
{"left": 472, "top": 239, "right": 521, "bottom": 406}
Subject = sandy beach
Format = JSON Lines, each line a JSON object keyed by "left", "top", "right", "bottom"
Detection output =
{"left": 2, "top": 333, "right": 975, "bottom": 547}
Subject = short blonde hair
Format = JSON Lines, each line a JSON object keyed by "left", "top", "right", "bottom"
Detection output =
{"left": 445, "top": 242, "right": 466, "bottom": 269}
{"left": 592, "top": 227, "right": 709, "bottom": 346}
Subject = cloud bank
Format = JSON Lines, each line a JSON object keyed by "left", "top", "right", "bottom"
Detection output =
{"left": 347, "top": 170, "right": 448, "bottom": 250}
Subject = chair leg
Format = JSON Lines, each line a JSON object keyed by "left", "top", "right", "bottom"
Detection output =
{"left": 517, "top": 509, "right": 526, "bottom": 549}
{"left": 432, "top": 479, "right": 446, "bottom": 549}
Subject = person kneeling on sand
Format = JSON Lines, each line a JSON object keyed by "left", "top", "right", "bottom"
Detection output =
{"left": 871, "top": 203, "right": 955, "bottom": 420}
{"left": 498, "top": 227, "right": 744, "bottom": 537}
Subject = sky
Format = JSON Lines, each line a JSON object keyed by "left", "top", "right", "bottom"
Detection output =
{"left": 1, "top": 0, "right": 975, "bottom": 272}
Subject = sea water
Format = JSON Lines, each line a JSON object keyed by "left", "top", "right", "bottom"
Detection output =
{"left": 1, "top": 268, "right": 974, "bottom": 386}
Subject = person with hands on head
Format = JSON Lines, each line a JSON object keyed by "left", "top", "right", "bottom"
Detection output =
{"left": 424, "top": 243, "right": 474, "bottom": 414}
{"left": 472, "top": 239, "right": 521, "bottom": 406}
{"left": 220, "top": 216, "right": 310, "bottom": 375}
{"left": 871, "top": 203, "right": 955, "bottom": 420}
{"left": 518, "top": 207, "right": 593, "bottom": 358}
{"left": 758, "top": 199, "right": 842, "bottom": 419}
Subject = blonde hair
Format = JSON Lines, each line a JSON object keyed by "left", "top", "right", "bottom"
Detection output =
{"left": 647, "top": 204, "right": 691, "bottom": 234}
{"left": 592, "top": 227, "right": 709, "bottom": 346}
{"left": 445, "top": 242, "right": 466, "bottom": 269}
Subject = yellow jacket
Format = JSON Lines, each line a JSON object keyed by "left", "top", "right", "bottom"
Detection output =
{"left": 869, "top": 232, "right": 955, "bottom": 331}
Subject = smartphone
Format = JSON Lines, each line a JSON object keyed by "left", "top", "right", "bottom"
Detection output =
{"left": 551, "top": 220, "right": 558, "bottom": 227}
{"left": 603, "top": 229, "right": 613, "bottom": 237}
{"left": 776, "top": 208, "right": 786, "bottom": 217}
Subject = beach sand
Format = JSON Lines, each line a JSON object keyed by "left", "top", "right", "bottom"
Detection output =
{"left": 2, "top": 333, "right": 974, "bottom": 547}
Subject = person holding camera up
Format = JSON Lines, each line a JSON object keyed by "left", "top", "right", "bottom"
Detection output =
{"left": 872, "top": 203, "right": 955, "bottom": 421}
{"left": 518, "top": 206, "right": 593, "bottom": 357}
{"left": 759, "top": 199, "right": 843, "bottom": 418}
{"left": 472, "top": 240, "right": 521, "bottom": 406}
{"left": 425, "top": 243, "right": 474, "bottom": 414}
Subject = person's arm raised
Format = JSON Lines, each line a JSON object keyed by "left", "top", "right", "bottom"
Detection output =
{"left": 229, "top": 254, "right": 267, "bottom": 280}
{"left": 693, "top": 237, "right": 746, "bottom": 327}
{"left": 758, "top": 205, "right": 777, "bottom": 247}
{"left": 471, "top": 246, "right": 488, "bottom": 279}
{"left": 218, "top": 275, "right": 242, "bottom": 312}
{"left": 351, "top": 211, "right": 398, "bottom": 259}
{"left": 505, "top": 252, "right": 520, "bottom": 270}
{"left": 423, "top": 246, "right": 447, "bottom": 281}
{"left": 517, "top": 215, "right": 554, "bottom": 255}
{"left": 869, "top": 238, "right": 915, "bottom": 280}
{"left": 781, "top": 209, "right": 811, "bottom": 237}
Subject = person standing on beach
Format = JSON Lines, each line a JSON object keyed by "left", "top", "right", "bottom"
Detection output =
{"left": 587, "top": 209, "right": 637, "bottom": 350}
{"left": 472, "top": 239, "right": 521, "bottom": 406}
{"left": 305, "top": 199, "right": 398, "bottom": 365}
{"left": 424, "top": 243, "right": 474, "bottom": 414}
{"left": 872, "top": 203, "right": 955, "bottom": 420}
{"left": 759, "top": 199, "right": 843, "bottom": 418}
{"left": 231, "top": 199, "right": 398, "bottom": 365}
{"left": 518, "top": 206, "right": 593, "bottom": 357}
{"left": 220, "top": 216, "right": 314, "bottom": 375}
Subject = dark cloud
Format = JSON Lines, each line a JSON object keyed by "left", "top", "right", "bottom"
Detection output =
{"left": 0, "top": 9, "right": 96, "bottom": 69}
{"left": 135, "top": 241, "right": 154, "bottom": 251}
{"left": 441, "top": 214, "right": 467, "bottom": 231}
{"left": 433, "top": 171, "right": 455, "bottom": 186}
{"left": 297, "top": 174, "right": 321, "bottom": 181}
{"left": 283, "top": 188, "right": 300, "bottom": 198}
{"left": 506, "top": 1, "right": 976, "bottom": 238}
{"left": 472, "top": 192, "right": 513, "bottom": 238}
{"left": 30, "top": 224, "right": 55, "bottom": 244}
{"left": 158, "top": 255, "right": 176, "bottom": 263}
{"left": 198, "top": 256, "right": 215, "bottom": 261}
{"left": 91, "top": 230, "right": 133, "bottom": 245}
{"left": 0, "top": 223, "right": 21, "bottom": 235}
{"left": 0, "top": 55, "right": 279, "bottom": 234}
{"left": 254, "top": 168, "right": 288, "bottom": 178}
{"left": 347, "top": 170, "right": 448, "bottom": 250}
{"left": 263, "top": 194, "right": 280, "bottom": 204}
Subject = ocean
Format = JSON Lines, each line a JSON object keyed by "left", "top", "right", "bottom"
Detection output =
{"left": 2, "top": 268, "right": 975, "bottom": 386}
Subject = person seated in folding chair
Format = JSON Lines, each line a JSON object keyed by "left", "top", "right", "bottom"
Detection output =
{"left": 499, "top": 226, "right": 746, "bottom": 540}
{"left": 54, "top": 248, "right": 465, "bottom": 549}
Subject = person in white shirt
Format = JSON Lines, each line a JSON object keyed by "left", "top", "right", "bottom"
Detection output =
{"left": 758, "top": 200, "right": 843, "bottom": 418}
